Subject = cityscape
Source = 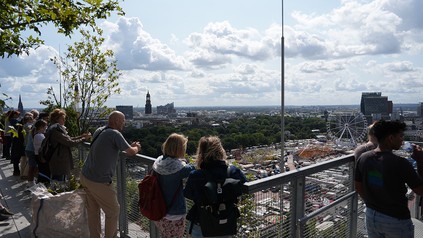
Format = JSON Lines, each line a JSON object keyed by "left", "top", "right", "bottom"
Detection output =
{"left": 3, "top": 1, "right": 423, "bottom": 237}
{"left": 3, "top": 91, "right": 423, "bottom": 237}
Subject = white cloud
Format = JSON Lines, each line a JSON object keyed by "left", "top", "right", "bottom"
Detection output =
{"left": 105, "top": 17, "right": 190, "bottom": 71}
{"left": 185, "top": 21, "right": 281, "bottom": 68}
{"left": 2, "top": 0, "right": 423, "bottom": 108}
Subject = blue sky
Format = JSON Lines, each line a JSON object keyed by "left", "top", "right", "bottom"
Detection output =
{"left": 1, "top": 0, "right": 423, "bottom": 109}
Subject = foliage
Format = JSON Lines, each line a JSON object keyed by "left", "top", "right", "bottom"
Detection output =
{"left": 0, "top": 0, "right": 124, "bottom": 58}
{"left": 64, "top": 106, "right": 80, "bottom": 136}
{"left": 123, "top": 115, "right": 327, "bottom": 158}
{"left": 43, "top": 27, "right": 121, "bottom": 134}
{"left": 47, "top": 175, "right": 80, "bottom": 195}
{"left": 125, "top": 178, "right": 140, "bottom": 221}
{"left": 0, "top": 84, "right": 12, "bottom": 113}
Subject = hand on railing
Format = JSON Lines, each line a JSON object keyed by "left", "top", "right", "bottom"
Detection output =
{"left": 412, "top": 144, "right": 423, "bottom": 162}
{"left": 412, "top": 144, "right": 423, "bottom": 176}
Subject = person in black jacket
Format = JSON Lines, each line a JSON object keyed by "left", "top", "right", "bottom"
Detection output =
{"left": 10, "top": 114, "right": 25, "bottom": 176}
{"left": 184, "top": 136, "right": 247, "bottom": 238}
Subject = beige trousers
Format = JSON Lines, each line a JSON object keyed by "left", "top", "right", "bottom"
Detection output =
{"left": 80, "top": 174, "right": 120, "bottom": 238}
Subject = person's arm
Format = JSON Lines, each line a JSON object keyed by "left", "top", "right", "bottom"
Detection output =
{"left": 183, "top": 174, "right": 195, "bottom": 200}
{"left": 125, "top": 141, "right": 141, "bottom": 156}
{"left": 411, "top": 145, "right": 423, "bottom": 196}
{"left": 412, "top": 145, "right": 423, "bottom": 176}
{"left": 51, "top": 129, "right": 85, "bottom": 147}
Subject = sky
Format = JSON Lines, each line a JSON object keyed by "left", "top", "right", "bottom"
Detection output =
{"left": 1, "top": 0, "right": 423, "bottom": 109}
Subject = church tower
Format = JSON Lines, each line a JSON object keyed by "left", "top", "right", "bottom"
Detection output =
{"left": 145, "top": 91, "right": 152, "bottom": 115}
{"left": 18, "top": 94, "right": 24, "bottom": 115}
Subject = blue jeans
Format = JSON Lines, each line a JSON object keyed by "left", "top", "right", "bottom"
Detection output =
{"left": 365, "top": 207, "right": 414, "bottom": 238}
{"left": 189, "top": 223, "right": 232, "bottom": 238}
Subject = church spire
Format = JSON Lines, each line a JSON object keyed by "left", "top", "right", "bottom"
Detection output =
{"left": 18, "top": 94, "right": 24, "bottom": 115}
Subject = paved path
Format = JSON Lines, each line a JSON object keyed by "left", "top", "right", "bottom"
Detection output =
{"left": 0, "top": 158, "right": 32, "bottom": 238}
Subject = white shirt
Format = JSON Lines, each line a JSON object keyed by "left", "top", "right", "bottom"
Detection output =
{"left": 33, "top": 133, "right": 45, "bottom": 155}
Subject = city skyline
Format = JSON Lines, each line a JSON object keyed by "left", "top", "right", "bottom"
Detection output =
{"left": 1, "top": 0, "right": 423, "bottom": 108}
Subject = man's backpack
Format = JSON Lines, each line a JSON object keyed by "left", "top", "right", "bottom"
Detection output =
{"left": 138, "top": 170, "right": 181, "bottom": 221}
{"left": 196, "top": 166, "right": 244, "bottom": 237}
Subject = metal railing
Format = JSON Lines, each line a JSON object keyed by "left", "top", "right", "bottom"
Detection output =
{"left": 78, "top": 143, "right": 423, "bottom": 238}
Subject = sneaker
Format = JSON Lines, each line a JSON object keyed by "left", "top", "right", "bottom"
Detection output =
{"left": 0, "top": 207, "right": 14, "bottom": 216}
{"left": 0, "top": 213, "right": 10, "bottom": 221}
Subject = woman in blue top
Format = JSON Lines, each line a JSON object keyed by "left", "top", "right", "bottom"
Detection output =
{"left": 152, "top": 133, "right": 195, "bottom": 238}
{"left": 184, "top": 136, "right": 248, "bottom": 238}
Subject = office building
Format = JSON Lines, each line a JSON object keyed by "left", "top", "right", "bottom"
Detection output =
{"left": 360, "top": 92, "right": 392, "bottom": 122}
{"left": 116, "top": 105, "right": 133, "bottom": 120}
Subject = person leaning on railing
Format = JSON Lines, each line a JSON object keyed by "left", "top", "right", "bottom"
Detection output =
{"left": 47, "top": 108, "right": 92, "bottom": 181}
{"left": 355, "top": 120, "right": 423, "bottom": 238}
{"left": 80, "top": 111, "right": 141, "bottom": 238}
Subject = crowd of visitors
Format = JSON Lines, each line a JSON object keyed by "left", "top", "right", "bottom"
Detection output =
{"left": 1, "top": 109, "right": 90, "bottom": 184}
{"left": 1, "top": 108, "right": 247, "bottom": 237}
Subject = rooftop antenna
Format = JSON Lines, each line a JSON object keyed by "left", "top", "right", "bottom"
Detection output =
{"left": 59, "top": 45, "right": 62, "bottom": 107}
{"left": 281, "top": 0, "right": 285, "bottom": 172}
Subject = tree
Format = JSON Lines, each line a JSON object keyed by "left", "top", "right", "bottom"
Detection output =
{"left": 45, "top": 27, "right": 121, "bottom": 133}
{"left": 0, "top": 0, "right": 123, "bottom": 58}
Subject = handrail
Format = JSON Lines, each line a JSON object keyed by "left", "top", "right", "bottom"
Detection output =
{"left": 244, "top": 154, "right": 355, "bottom": 193}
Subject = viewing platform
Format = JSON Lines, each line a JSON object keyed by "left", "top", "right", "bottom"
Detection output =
{"left": 1, "top": 143, "right": 423, "bottom": 237}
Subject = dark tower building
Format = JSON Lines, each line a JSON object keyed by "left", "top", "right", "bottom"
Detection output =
{"left": 418, "top": 102, "right": 423, "bottom": 118}
{"left": 18, "top": 94, "right": 24, "bottom": 115}
{"left": 145, "top": 91, "right": 152, "bottom": 115}
{"left": 360, "top": 92, "right": 392, "bottom": 123}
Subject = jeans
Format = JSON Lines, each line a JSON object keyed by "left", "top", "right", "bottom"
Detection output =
{"left": 365, "top": 207, "right": 414, "bottom": 238}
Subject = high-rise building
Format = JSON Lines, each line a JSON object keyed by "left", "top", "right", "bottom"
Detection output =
{"left": 145, "top": 91, "right": 152, "bottom": 115}
{"left": 116, "top": 105, "right": 133, "bottom": 119}
{"left": 418, "top": 102, "right": 423, "bottom": 118}
{"left": 360, "top": 92, "right": 392, "bottom": 123}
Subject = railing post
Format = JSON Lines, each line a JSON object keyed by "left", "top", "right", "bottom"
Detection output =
{"left": 348, "top": 161, "right": 358, "bottom": 238}
{"left": 146, "top": 163, "right": 160, "bottom": 238}
{"left": 292, "top": 176, "right": 305, "bottom": 238}
{"left": 118, "top": 154, "right": 129, "bottom": 237}
{"left": 413, "top": 195, "right": 422, "bottom": 219}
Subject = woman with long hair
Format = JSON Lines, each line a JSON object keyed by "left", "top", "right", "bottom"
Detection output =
{"left": 184, "top": 136, "right": 247, "bottom": 238}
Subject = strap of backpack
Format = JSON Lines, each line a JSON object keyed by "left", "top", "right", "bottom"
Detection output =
{"left": 90, "top": 126, "right": 109, "bottom": 147}
{"left": 227, "top": 165, "right": 231, "bottom": 178}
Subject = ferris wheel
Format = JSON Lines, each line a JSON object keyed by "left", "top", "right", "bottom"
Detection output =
{"left": 326, "top": 111, "right": 368, "bottom": 147}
